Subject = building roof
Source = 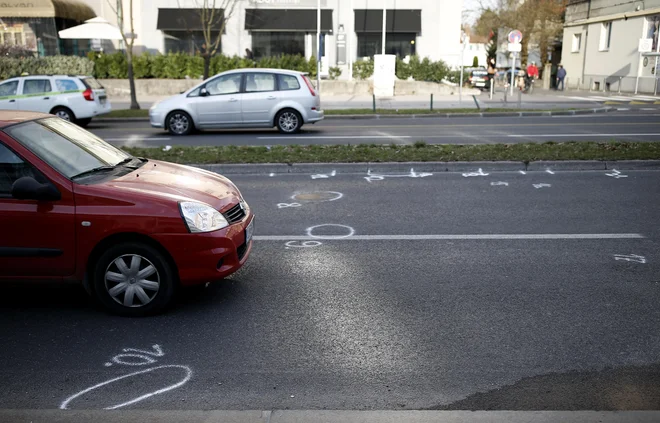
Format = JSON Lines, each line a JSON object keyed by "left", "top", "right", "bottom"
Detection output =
{"left": 0, "top": 0, "right": 95, "bottom": 22}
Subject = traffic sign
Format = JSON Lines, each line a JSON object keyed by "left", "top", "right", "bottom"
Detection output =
{"left": 508, "top": 30, "right": 523, "bottom": 44}
{"left": 508, "top": 43, "right": 522, "bottom": 52}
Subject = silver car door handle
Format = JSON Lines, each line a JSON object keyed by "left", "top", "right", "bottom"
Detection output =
{"left": 9, "top": 99, "right": 15, "bottom": 103}
{"left": 267, "top": 96, "right": 276, "bottom": 100}
{"left": 229, "top": 98, "right": 238, "bottom": 102}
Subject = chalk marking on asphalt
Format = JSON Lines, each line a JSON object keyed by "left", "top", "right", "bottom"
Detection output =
{"left": 60, "top": 365, "right": 192, "bottom": 410}
{"left": 491, "top": 181, "right": 509, "bottom": 186}
{"left": 519, "top": 170, "right": 527, "bottom": 175}
{"left": 257, "top": 135, "right": 413, "bottom": 140}
{"left": 305, "top": 224, "right": 356, "bottom": 239}
{"left": 546, "top": 169, "right": 555, "bottom": 175}
{"left": 285, "top": 241, "right": 323, "bottom": 249}
{"left": 365, "top": 168, "right": 433, "bottom": 182}
{"left": 291, "top": 191, "right": 344, "bottom": 203}
{"left": 606, "top": 169, "right": 628, "bottom": 179}
{"left": 277, "top": 203, "right": 301, "bottom": 209}
{"left": 533, "top": 183, "right": 552, "bottom": 189}
{"left": 254, "top": 234, "right": 645, "bottom": 241}
{"left": 507, "top": 133, "right": 660, "bottom": 137}
{"left": 311, "top": 170, "right": 336, "bottom": 179}
{"left": 462, "top": 168, "right": 489, "bottom": 177}
{"left": 614, "top": 254, "right": 646, "bottom": 263}
{"left": 105, "top": 344, "right": 165, "bottom": 367}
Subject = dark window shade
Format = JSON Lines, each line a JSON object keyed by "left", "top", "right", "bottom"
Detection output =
{"left": 245, "top": 9, "right": 333, "bottom": 32}
{"left": 157, "top": 8, "right": 224, "bottom": 31}
{"left": 354, "top": 9, "right": 421, "bottom": 33}
{"left": 357, "top": 33, "right": 416, "bottom": 58}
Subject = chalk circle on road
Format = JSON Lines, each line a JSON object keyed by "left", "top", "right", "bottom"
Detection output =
{"left": 292, "top": 191, "right": 343, "bottom": 203}
{"left": 306, "top": 224, "right": 355, "bottom": 239}
{"left": 285, "top": 241, "right": 323, "bottom": 248}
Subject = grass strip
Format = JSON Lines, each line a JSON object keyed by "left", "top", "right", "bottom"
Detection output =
{"left": 105, "top": 107, "right": 569, "bottom": 119}
{"left": 123, "top": 142, "right": 660, "bottom": 164}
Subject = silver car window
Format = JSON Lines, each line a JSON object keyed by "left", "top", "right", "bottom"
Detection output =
{"left": 245, "top": 73, "right": 276, "bottom": 93}
{"left": 206, "top": 74, "right": 242, "bottom": 96}
{"left": 278, "top": 74, "right": 300, "bottom": 91}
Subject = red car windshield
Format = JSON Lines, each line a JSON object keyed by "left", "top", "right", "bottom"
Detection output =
{"left": 4, "top": 118, "right": 131, "bottom": 179}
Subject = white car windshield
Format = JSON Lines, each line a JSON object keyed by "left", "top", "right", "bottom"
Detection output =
{"left": 5, "top": 118, "right": 132, "bottom": 179}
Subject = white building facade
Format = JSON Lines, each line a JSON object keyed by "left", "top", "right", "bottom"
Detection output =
{"left": 83, "top": 0, "right": 464, "bottom": 74}
{"left": 561, "top": 0, "right": 660, "bottom": 93}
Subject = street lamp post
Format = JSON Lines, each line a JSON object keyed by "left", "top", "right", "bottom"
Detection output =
{"left": 459, "top": 32, "right": 466, "bottom": 102}
{"left": 381, "top": 6, "right": 386, "bottom": 55}
{"left": 316, "top": 0, "right": 321, "bottom": 94}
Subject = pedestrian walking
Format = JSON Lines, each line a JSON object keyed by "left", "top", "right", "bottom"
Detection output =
{"left": 556, "top": 65, "right": 567, "bottom": 91}
{"left": 245, "top": 48, "right": 254, "bottom": 60}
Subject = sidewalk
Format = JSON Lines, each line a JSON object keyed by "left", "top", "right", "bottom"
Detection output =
{"left": 109, "top": 90, "right": 608, "bottom": 111}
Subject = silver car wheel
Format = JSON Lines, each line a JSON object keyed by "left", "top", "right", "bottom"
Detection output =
{"left": 168, "top": 113, "right": 189, "bottom": 135}
{"left": 105, "top": 254, "right": 160, "bottom": 308}
{"left": 278, "top": 112, "right": 299, "bottom": 133}
{"left": 55, "top": 110, "right": 72, "bottom": 121}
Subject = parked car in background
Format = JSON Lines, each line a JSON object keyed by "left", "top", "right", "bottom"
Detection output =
{"left": 0, "top": 111, "right": 254, "bottom": 316}
{"left": 468, "top": 69, "right": 489, "bottom": 90}
{"left": 149, "top": 68, "right": 324, "bottom": 135}
{"left": 0, "top": 75, "right": 111, "bottom": 127}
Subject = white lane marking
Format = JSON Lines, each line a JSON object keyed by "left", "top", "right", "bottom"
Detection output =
{"left": 519, "top": 170, "right": 527, "bottom": 175}
{"left": 545, "top": 169, "right": 555, "bottom": 175}
{"left": 60, "top": 365, "right": 192, "bottom": 410}
{"left": 507, "top": 133, "right": 660, "bottom": 137}
{"left": 614, "top": 254, "right": 646, "bottom": 263}
{"left": 491, "top": 181, "right": 509, "bottom": 186}
{"left": 254, "top": 234, "right": 644, "bottom": 241}
{"left": 269, "top": 173, "right": 275, "bottom": 177}
{"left": 634, "top": 95, "right": 660, "bottom": 100}
{"left": 257, "top": 135, "right": 412, "bottom": 140}
{"left": 641, "top": 108, "right": 656, "bottom": 111}
{"left": 617, "top": 108, "right": 631, "bottom": 111}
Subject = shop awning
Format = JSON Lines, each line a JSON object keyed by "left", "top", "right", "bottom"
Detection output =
{"left": 245, "top": 9, "right": 333, "bottom": 32}
{"left": 59, "top": 17, "right": 123, "bottom": 40}
{"left": 0, "top": 0, "right": 95, "bottom": 21}
{"left": 354, "top": 9, "right": 421, "bottom": 33}
{"left": 157, "top": 8, "right": 224, "bottom": 31}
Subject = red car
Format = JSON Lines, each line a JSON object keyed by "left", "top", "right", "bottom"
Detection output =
{"left": 0, "top": 111, "right": 254, "bottom": 316}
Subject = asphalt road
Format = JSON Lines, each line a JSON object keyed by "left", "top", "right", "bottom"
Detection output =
{"left": 1, "top": 169, "right": 660, "bottom": 411}
{"left": 89, "top": 111, "right": 660, "bottom": 147}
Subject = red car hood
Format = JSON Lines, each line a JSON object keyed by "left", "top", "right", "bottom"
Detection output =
{"left": 102, "top": 160, "right": 241, "bottom": 209}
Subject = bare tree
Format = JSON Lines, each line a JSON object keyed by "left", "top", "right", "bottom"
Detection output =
{"left": 177, "top": 0, "right": 239, "bottom": 80}
{"left": 107, "top": 0, "right": 140, "bottom": 109}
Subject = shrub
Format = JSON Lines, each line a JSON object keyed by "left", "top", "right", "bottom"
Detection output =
{"left": 329, "top": 66, "right": 342, "bottom": 80}
{"left": 0, "top": 55, "right": 94, "bottom": 80}
{"left": 353, "top": 60, "right": 374, "bottom": 80}
{"left": 472, "top": 56, "right": 479, "bottom": 67}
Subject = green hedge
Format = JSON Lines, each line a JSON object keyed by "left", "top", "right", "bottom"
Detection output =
{"left": 0, "top": 56, "right": 94, "bottom": 80}
{"left": 354, "top": 56, "right": 451, "bottom": 83}
{"left": 88, "top": 52, "right": 319, "bottom": 79}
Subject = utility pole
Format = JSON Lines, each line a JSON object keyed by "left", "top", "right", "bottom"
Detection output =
{"left": 459, "top": 31, "right": 466, "bottom": 102}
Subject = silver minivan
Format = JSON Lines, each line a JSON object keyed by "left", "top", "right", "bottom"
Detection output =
{"left": 149, "top": 68, "right": 324, "bottom": 135}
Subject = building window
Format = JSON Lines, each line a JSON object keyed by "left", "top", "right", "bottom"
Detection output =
{"left": 357, "top": 33, "right": 417, "bottom": 58}
{"left": 252, "top": 32, "right": 305, "bottom": 59}
{"left": 572, "top": 33, "right": 582, "bottom": 53}
{"left": 648, "top": 15, "right": 660, "bottom": 52}
{"left": 163, "top": 30, "right": 220, "bottom": 55}
{"left": 599, "top": 22, "right": 612, "bottom": 51}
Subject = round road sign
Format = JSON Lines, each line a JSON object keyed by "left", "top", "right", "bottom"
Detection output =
{"left": 508, "top": 30, "right": 523, "bottom": 44}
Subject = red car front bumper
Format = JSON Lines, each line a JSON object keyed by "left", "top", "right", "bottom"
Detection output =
{"left": 152, "top": 214, "right": 254, "bottom": 286}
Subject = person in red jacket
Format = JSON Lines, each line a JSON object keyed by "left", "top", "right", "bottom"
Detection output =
{"left": 526, "top": 62, "right": 539, "bottom": 79}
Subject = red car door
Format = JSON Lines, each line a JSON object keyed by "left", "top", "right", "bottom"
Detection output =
{"left": 0, "top": 134, "right": 76, "bottom": 279}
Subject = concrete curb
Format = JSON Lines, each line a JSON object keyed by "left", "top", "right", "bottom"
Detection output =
{"left": 94, "top": 107, "right": 614, "bottom": 123}
{"left": 2, "top": 410, "right": 660, "bottom": 423}
{"left": 194, "top": 160, "right": 660, "bottom": 175}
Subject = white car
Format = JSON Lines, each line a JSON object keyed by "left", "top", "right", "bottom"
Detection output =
{"left": 0, "top": 75, "right": 111, "bottom": 127}
{"left": 150, "top": 68, "right": 324, "bottom": 135}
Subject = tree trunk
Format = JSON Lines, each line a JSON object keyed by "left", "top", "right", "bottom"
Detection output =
{"left": 126, "top": 51, "right": 140, "bottom": 110}
{"left": 203, "top": 54, "right": 211, "bottom": 80}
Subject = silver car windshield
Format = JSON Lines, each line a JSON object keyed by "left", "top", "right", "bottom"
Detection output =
{"left": 5, "top": 118, "right": 131, "bottom": 179}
